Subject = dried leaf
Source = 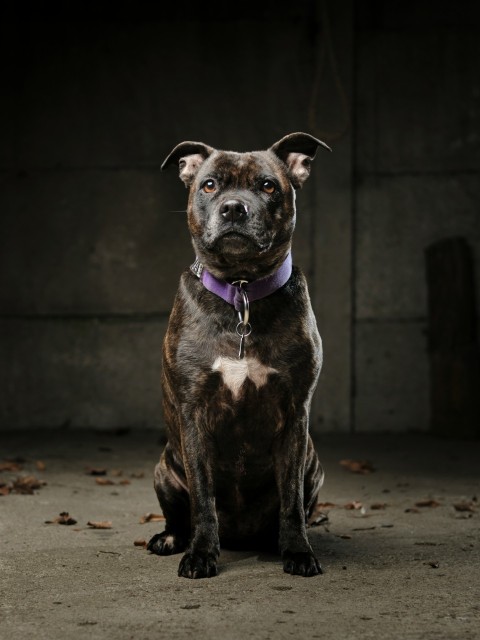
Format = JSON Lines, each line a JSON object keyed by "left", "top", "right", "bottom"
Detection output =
{"left": 95, "top": 478, "right": 115, "bottom": 486}
{"left": 340, "top": 459, "right": 375, "bottom": 474}
{"left": 139, "top": 512, "right": 165, "bottom": 524}
{"left": 45, "top": 512, "right": 77, "bottom": 525}
{"left": 86, "top": 468, "right": 107, "bottom": 476}
{"left": 453, "top": 501, "right": 476, "bottom": 513}
{"left": 337, "top": 534, "right": 352, "bottom": 539}
{"left": 110, "top": 469, "right": 123, "bottom": 477}
{"left": 309, "top": 512, "right": 329, "bottom": 527}
{"left": 315, "top": 502, "right": 336, "bottom": 509}
{"left": 344, "top": 501, "right": 363, "bottom": 510}
{"left": 415, "top": 499, "right": 441, "bottom": 508}
{"left": 35, "top": 460, "right": 46, "bottom": 472}
{"left": 405, "top": 507, "right": 420, "bottom": 513}
{"left": 12, "top": 475, "right": 46, "bottom": 494}
{"left": 0, "top": 484, "right": 11, "bottom": 496}
{"left": 118, "top": 479, "right": 131, "bottom": 486}
{"left": 87, "top": 520, "right": 112, "bottom": 529}
{"left": 130, "top": 472, "right": 145, "bottom": 479}
{"left": 352, "top": 526, "right": 376, "bottom": 531}
{"left": 0, "top": 461, "right": 23, "bottom": 472}
{"left": 425, "top": 561, "right": 439, "bottom": 569}
{"left": 134, "top": 539, "right": 147, "bottom": 548}
{"left": 370, "top": 503, "right": 387, "bottom": 510}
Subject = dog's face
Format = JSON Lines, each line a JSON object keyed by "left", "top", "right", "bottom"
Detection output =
{"left": 162, "top": 133, "right": 330, "bottom": 280}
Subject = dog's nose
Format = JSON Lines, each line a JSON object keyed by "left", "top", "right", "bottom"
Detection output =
{"left": 220, "top": 200, "right": 249, "bottom": 223}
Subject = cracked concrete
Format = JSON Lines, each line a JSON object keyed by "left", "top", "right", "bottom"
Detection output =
{"left": 0, "top": 429, "right": 479, "bottom": 640}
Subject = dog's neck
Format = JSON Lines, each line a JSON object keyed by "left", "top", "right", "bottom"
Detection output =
{"left": 190, "top": 252, "right": 293, "bottom": 311}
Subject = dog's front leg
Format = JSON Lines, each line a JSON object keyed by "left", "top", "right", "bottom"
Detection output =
{"left": 273, "top": 414, "right": 323, "bottom": 577}
{"left": 177, "top": 423, "right": 220, "bottom": 579}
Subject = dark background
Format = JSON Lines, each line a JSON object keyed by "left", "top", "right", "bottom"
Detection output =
{"left": 1, "top": 0, "right": 479, "bottom": 435}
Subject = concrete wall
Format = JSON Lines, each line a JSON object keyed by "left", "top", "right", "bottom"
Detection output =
{"left": 0, "top": 4, "right": 353, "bottom": 432}
{"left": 354, "top": 4, "right": 480, "bottom": 432}
{"left": 1, "top": 2, "right": 478, "bottom": 433}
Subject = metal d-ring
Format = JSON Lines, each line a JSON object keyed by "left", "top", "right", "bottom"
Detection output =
{"left": 232, "top": 280, "right": 250, "bottom": 327}
{"left": 232, "top": 280, "right": 251, "bottom": 359}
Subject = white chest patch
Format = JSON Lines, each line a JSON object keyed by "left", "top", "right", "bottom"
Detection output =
{"left": 212, "top": 356, "right": 277, "bottom": 399}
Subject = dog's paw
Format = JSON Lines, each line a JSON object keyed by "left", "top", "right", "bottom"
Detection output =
{"left": 178, "top": 552, "right": 218, "bottom": 579}
{"left": 282, "top": 551, "right": 323, "bottom": 577}
{"left": 147, "top": 531, "right": 187, "bottom": 556}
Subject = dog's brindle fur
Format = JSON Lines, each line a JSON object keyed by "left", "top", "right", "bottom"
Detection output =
{"left": 147, "top": 132, "right": 329, "bottom": 578}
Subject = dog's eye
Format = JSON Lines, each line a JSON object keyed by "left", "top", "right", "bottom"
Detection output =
{"left": 203, "top": 180, "right": 216, "bottom": 193}
{"left": 262, "top": 180, "right": 276, "bottom": 194}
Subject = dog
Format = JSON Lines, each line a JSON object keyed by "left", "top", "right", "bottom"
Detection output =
{"left": 147, "top": 132, "right": 331, "bottom": 578}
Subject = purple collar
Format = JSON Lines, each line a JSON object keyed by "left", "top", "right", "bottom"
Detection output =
{"left": 190, "top": 253, "right": 292, "bottom": 312}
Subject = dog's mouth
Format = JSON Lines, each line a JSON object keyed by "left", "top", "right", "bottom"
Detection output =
{"left": 211, "top": 230, "right": 267, "bottom": 253}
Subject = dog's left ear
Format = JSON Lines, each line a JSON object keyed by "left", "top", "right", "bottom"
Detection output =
{"left": 161, "top": 141, "right": 214, "bottom": 187}
{"left": 270, "top": 132, "right": 331, "bottom": 189}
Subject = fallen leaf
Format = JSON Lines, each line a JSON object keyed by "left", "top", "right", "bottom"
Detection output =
{"left": 337, "top": 534, "right": 352, "bottom": 539}
{"left": 370, "top": 503, "right": 387, "bottom": 510}
{"left": 425, "top": 561, "right": 439, "bottom": 569}
{"left": 110, "top": 469, "right": 123, "bottom": 477}
{"left": 405, "top": 507, "right": 420, "bottom": 513}
{"left": 45, "top": 512, "right": 77, "bottom": 525}
{"left": 134, "top": 539, "right": 147, "bottom": 548}
{"left": 0, "top": 484, "right": 11, "bottom": 496}
{"left": 352, "top": 526, "right": 376, "bottom": 531}
{"left": 415, "top": 499, "right": 441, "bottom": 508}
{"left": 139, "top": 512, "right": 165, "bottom": 524}
{"left": 95, "top": 478, "right": 115, "bottom": 486}
{"left": 453, "top": 501, "right": 476, "bottom": 513}
{"left": 340, "top": 459, "right": 375, "bottom": 474}
{"left": 344, "top": 501, "right": 363, "bottom": 510}
{"left": 130, "top": 472, "right": 145, "bottom": 479}
{"left": 87, "top": 520, "right": 112, "bottom": 529}
{"left": 118, "top": 479, "right": 131, "bottom": 486}
{"left": 455, "top": 512, "right": 473, "bottom": 520}
{"left": 12, "top": 475, "right": 46, "bottom": 494}
{"left": 315, "top": 502, "right": 336, "bottom": 509}
{"left": 35, "top": 460, "right": 46, "bottom": 472}
{"left": 0, "top": 461, "right": 23, "bottom": 472}
{"left": 86, "top": 468, "right": 107, "bottom": 476}
{"left": 309, "top": 512, "right": 329, "bottom": 527}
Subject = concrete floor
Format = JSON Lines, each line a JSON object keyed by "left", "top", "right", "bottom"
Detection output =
{"left": 0, "top": 428, "right": 479, "bottom": 640}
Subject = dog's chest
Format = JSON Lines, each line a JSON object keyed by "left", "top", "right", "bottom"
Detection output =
{"left": 211, "top": 355, "right": 277, "bottom": 399}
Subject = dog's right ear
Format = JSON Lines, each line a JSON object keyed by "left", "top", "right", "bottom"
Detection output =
{"left": 161, "top": 141, "right": 214, "bottom": 187}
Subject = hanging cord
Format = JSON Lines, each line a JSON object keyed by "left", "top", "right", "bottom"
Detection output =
{"left": 307, "top": 0, "right": 351, "bottom": 143}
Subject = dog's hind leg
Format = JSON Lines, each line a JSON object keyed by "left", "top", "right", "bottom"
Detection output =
{"left": 147, "top": 444, "right": 191, "bottom": 556}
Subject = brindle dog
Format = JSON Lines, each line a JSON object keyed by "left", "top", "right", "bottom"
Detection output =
{"left": 147, "top": 132, "right": 330, "bottom": 578}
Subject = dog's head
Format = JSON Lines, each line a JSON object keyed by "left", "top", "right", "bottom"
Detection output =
{"left": 162, "top": 133, "right": 330, "bottom": 280}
